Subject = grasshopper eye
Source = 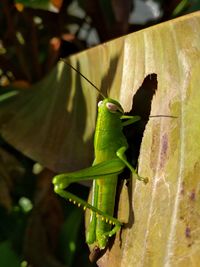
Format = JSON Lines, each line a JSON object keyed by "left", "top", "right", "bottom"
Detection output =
{"left": 98, "top": 101, "right": 103, "bottom": 107}
{"left": 106, "top": 102, "right": 119, "bottom": 113}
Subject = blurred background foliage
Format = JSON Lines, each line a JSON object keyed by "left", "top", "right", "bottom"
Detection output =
{"left": 0, "top": 1, "right": 199, "bottom": 267}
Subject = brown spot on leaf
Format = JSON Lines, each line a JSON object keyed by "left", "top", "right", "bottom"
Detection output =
{"left": 180, "top": 182, "right": 185, "bottom": 195}
{"left": 160, "top": 133, "right": 168, "bottom": 169}
{"left": 185, "top": 226, "right": 191, "bottom": 238}
{"left": 188, "top": 242, "right": 194, "bottom": 247}
{"left": 189, "top": 189, "right": 195, "bottom": 201}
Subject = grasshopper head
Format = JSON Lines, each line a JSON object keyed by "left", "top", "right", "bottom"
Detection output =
{"left": 98, "top": 98, "right": 124, "bottom": 115}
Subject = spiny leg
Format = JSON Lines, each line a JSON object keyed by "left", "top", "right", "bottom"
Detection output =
{"left": 54, "top": 186, "right": 122, "bottom": 244}
{"left": 53, "top": 158, "right": 125, "bottom": 246}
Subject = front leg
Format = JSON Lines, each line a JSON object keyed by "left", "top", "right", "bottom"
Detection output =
{"left": 121, "top": 115, "right": 141, "bottom": 126}
{"left": 116, "top": 146, "right": 148, "bottom": 184}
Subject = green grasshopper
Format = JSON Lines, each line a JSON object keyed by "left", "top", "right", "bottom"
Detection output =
{"left": 53, "top": 61, "right": 148, "bottom": 258}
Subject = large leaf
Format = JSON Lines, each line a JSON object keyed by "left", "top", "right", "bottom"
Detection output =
{"left": 0, "top": 62, "right": 98, "bottom": 172}
{"left": 0, "top": 11, "right": 200, "bottom": 266}
{"left": 96, "top": 12, "right": 200, "bottom": 266}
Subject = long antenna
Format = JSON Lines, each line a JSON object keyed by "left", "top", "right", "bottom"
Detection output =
{"left": 149, "top": 115, "right": 177, "bottom": 118}
{"left": 60, "top": 58, "right": 105, "bottom": 99}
